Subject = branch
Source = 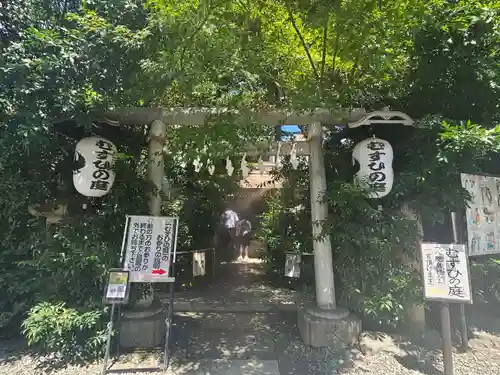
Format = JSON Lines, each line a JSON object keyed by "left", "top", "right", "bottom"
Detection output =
{"left": 320, "top": 15, "right": 329, "bottom": 85}
{"left": 288, "top": 9, "right": 320, "bottom": 81}
{"left": 331, "top": 25, "right": 340, "bottom": 78}
{"left": 332, "top": 0, "right": 342, "bottom": 81}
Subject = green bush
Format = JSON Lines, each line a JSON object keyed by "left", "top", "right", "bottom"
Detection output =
{"left": 22, "top": 302, "right": 107, "bottom": 362}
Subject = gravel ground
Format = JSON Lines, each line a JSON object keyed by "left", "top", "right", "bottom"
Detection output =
{"left": 342, "top": 348, "right": 500, "bottom": 375}
{"left": 3, "top": 330, "right": 500, "bottom": 375}
{"left": 2, "top": 343, "right": 500, "bottom": 375}
{"left": 341, "top": 336, "right": 500, "bottom": 375}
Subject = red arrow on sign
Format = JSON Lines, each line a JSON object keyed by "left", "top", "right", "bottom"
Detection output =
{"left": 152, "top": 269, "right": 166, "bottom": 275}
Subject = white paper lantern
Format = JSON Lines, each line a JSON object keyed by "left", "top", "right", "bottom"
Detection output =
{"left": 352, "top": 136, "right": 394, "bottom": 198}
{"left": 73, "top": 136, "right": 117, "bottom": 197}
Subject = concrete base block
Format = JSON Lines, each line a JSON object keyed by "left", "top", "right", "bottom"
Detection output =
{"left": 298, "top": 305, "right": 361, "bottom": 348}
{"left": 119, "top": 307, "right": 166, "bottom": 349}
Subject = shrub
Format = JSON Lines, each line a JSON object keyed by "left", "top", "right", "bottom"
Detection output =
{"left": 22, "top": 302, "right": 107, "bottom": 362}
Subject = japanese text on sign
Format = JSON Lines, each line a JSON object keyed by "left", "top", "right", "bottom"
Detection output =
{"left": 420, "top": 243, "right": 472, "bottom": 304}
{"left": 122, "top": 216, "right": 178, "bottom": 283}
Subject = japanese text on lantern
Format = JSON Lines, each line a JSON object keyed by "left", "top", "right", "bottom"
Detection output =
{"left": 366, "top": 140, "right": 387, "bottom": 193}
{"left": 90, "top": 140, "right": 113, "bottom": 192}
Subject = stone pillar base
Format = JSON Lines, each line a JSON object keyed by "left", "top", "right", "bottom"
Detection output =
{"left": 298, "top": 305, "right": 362, "bottom": 348}
{"left": 119, "top": 307, "right": 166, "bottom": 349}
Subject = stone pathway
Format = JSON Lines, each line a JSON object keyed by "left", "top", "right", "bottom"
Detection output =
{"left": 173, "top": 260, "right": 300, "bottom": 313}
{"left": 108, "top": 259, "right": 334, "bottom": 374}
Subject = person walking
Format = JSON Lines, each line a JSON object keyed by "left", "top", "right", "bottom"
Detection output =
{"left": 220, "top": 208, "right": 239, "bottom": 254}
{"left": 236, "top": 217, "right": 252, "bottom": 261}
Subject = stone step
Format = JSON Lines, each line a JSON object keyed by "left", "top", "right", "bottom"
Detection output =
{"left": 173, "top": 299, "right": 297, "bottom": 313}
{"left": 172, "top": 331, "right": 276, "bottom": 360}
{"left": 173, "top": 312, "right": 276, "bottom": 332}
{"left": 171, "top": 312, "right": 278, "bottom": 361}
{"left": 167, "top": 359, "right": 280, "bottom": 375}
{"left": 108, "top": 353, "right": 281, "bottom": 375}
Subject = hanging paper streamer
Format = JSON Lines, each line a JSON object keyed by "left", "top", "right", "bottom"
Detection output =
{"left": 193, "top": 158, "right": 203, "bottom": 173}
{"left": 192, "top": 251, "right": 206, "bottom": 277}
{"left": 240, "top": 153, "right": 250, "bottom": 178}
{"left": 207, "top": 161, "right": 215, "bottom": 175}
{"left": 258, "top": 156, "right": 265, "bottom": 175}
{"left": 290, "top": 143, "right": 298, "bottom": 170}
{"left": 284, "top": 253, "right": 301, "bottom": 278}
{"left": 275, "top": 141, "right": 282, "bottom": 169}
{"left": 226, "top": 156, "right": 234, "bottom": 176}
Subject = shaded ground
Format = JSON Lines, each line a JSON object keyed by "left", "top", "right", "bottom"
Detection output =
{"left": 173, "top": 260, "right": 301, "bottom": 313}
{"left": 5, "top": 259, "right": 500, "bottom": 374}
{"left": 163, "top": 259, "right": 336, "bottom": 374}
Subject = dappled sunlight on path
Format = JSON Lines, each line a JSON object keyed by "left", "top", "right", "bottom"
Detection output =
{"left": 173, "top": 259, "right": 299, "bottom": 313}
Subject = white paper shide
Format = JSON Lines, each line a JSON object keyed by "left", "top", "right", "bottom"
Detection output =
{"left": 284, "top": 253, "right": 301, "bottom": 278}
{"left": 421, "top": 243, "right": 472, "bottom": 304}
{"left": 192, "top": 251, "right": 206, "bottom": 277}
{"left": 352, "top": 137, "right": 393, "bottom": 198}
{"left": 73, "top": 136, "right": 117, "bottom": 197}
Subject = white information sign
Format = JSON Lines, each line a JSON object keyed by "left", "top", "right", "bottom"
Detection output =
{"left": 461, "top": 173, "right": 500, "bottom": 256}
{"left": 122, "top": 215, "right": 178, "bottom": 283}
{"left": 192, "top": 251, "right": 206, "bottom": 277}
{"left": 284, "top": 253, "right": 301, "bottom": 278}
{"left": 421, "top": 243, "right": 472, "bottom": 304}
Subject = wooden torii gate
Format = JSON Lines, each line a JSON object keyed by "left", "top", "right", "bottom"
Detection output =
{"left": 101, "top": 107, "right": 417, "bottom": 347}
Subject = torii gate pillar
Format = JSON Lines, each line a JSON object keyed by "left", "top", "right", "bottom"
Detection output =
{"left": 297, "top": 122, "right": 361, "bottom": 348}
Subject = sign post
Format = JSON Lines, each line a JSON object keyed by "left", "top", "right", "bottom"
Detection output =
{"left": 122, "top": 215, "right": 178, "bottom": 370}
{"left": 102, "top": 269, "right": 130, "bottom": 375}
{"left": 102, "top": 215, "right": 179, "bottom": 374}
{"left": 420, "top": 243, "right": 473, "bottom": 375}
{"left": 450, "top": 212, "right": 469, "bottom": 351}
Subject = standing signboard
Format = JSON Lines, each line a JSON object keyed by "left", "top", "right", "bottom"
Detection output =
{"left": 122, "top": 215, "right": 178, "bottom": 282}
{"left": 103, "top": 215, "right": 179, "bottom": 375}
{"left": 420, "top": 243, "right": 473, "bottom": 375}
{"left": 461, "top": 173, "right": 500, "bottom": 256}
{"left": 421, "top": 243, "right": 473, "bottom": 304}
